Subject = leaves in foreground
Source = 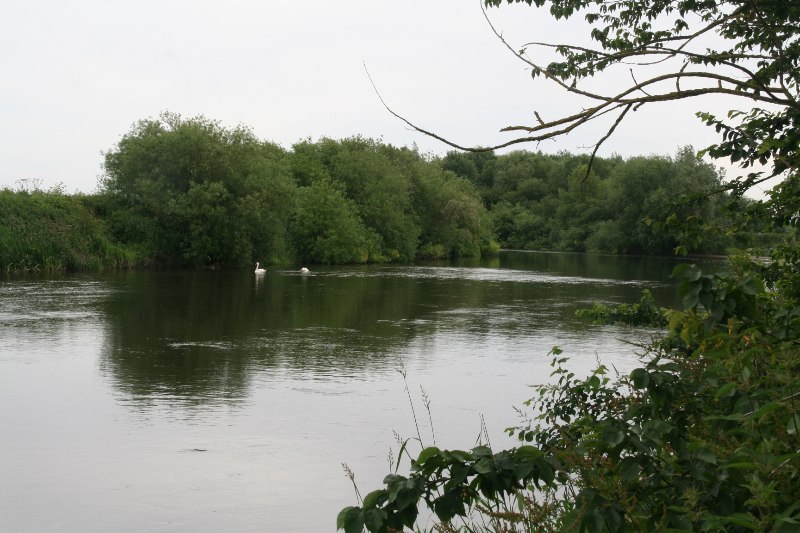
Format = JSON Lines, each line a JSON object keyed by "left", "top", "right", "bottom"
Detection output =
{"left": 340, "top": 264, "right": 800, "bottom": 532}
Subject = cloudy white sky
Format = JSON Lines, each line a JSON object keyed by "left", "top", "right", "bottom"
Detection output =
{"left": 2, "top": 0, "right": 757, "bottom": 193}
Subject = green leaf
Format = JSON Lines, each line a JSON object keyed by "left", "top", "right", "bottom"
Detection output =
{"left": 399, "top": 504, "right": 418, "bottom": 528}
{"left": 642, "top": 419, "right": 673, "bottom": 445}
{"left": 514, "top": 462, "right": 534, "bottom": 480}
{"left": 416, "top": 446, "right": 441, "bottom": 464}
{"left": 601, "top": 426, "right": 625, "bottom": 447}
{"left": 673, "top": 263, "right": 701, "bottom": 282}
{"left": 630, "top": 368, "right": 650, "bottom": 389}
{"left": 394, "top": 438, "right": 410, "bottom": 473}
{"left": 741, "top": 366, "right": 752, "bottom": 381}
{"left": 337, "top": 507, "right": 354, "bottom": 530}
{"left": 362, "top": 508, "right": 386, "bottom": 532}
{"left": 693, "top": 447, "right": 716, "bottom": 464}
{"left": 433, "top": 489, "right": 464, "bottom": 522}
{"left": 382, "top": 473, "right": 403, "bottom": 486}
{"left": 618, "top": 457, "right": 640, "bottom": 481}
{"left": 715, "top": 382, "right": 737, "bottom": 398}
{"left": 752, "top": 401, "right": 781, "bottom": 419}
{"left": 682, "top": 283, "right": 701, "bottom": 309}
{"left": 723, "top": 513, "right": 758, "bottom": 528}
{"left": 362, "top": 490, "right": 385, "bottom": 509}
{"left": 337, "top": 507, "right": 363, "bottom": 533}
{"left": 472, "top": 445, "right": 492, "bottom": 457}
{"left": 536, "top": 458, "right": 555, "bottom": 484}
{"left": 738, "top": 277, "right": 763, "bottom": 295}
{"left": 584, "top": 508, "right": 606, "bottom": 533}
{"left": 473, "top": 458, "right": 493, "bottom": 474}
{"left": 706, "top": 413, "right": 745, "bottom": 421}
{"left": 445, "top": 449, "right": 473, "bottom": 462}
{"left": 774, "top": 499, "right": 800, "bottom": 531}
{"left": 725, "top": 462, "right": 757, "bottom": 470}
{"left": 787, "top": 413, "right": 800, "bottom": 435}
{"left": 395, "top": 488, "right": 417, "bottom": 512}
{"left": 514, "top": 445, "right": 543, "bottom": 459}
{"left": 668, "top": 514, "right": 694, "bottom": 531}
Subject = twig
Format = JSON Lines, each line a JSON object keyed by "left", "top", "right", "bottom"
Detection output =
{"left": 581, "top": 103, "right": 632, "bottom": 187}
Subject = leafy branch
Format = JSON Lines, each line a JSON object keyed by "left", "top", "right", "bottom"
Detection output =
{"left": 366, "top": 0, "right": 800, "bottom": 191}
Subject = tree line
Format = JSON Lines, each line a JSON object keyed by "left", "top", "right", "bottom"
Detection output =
{"left": 96, "top": 112, "right": 495, "bottom": 268}
{"left": 2, "top": 112, "right": 750, "bottom": 272}
{"left": 442, "top": 146, "right": 755, "bottom": 255}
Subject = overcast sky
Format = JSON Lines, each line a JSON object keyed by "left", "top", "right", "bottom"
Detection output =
{"left": 1, "top": 0, "right": 759, "bottom": 194}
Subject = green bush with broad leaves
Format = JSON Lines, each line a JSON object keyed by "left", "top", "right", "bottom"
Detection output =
{"left": 338, "top": 265, "right": 800, "bottom": 532}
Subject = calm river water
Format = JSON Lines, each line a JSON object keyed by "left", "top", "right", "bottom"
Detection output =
{"left": 0, "top": 251, "right": 720, "bottom": 532}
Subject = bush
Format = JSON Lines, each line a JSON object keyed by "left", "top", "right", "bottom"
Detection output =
{"left": 0, "top": 189, "right": 136, "bottom": 272}
{"left": 576, "top": 289, "right": 667, "bottom": 327}
{"left": 339, "top": 266, "right": 800, "bottom": 532}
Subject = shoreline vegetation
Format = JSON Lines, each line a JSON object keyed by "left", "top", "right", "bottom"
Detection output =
{"left": 0, "top": 114, "right": 771, "bottom": 274}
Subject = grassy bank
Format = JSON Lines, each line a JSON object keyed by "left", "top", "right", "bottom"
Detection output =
{"left": 0, "top": 189, "right": 138, "bottom": 272}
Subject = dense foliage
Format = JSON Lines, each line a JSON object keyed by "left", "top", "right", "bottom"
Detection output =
{"left": 288, "top": 137, "right": 495, "bottom": 263}
{"left": 339, "top": 266, "right": 800, "bottom": 532}
{"left": 576, "top": 288, "right": 667, "bottom": 327}
{"left": 102, "top": 112, "right": 297, "bottom": 267}
{"left": 3, "top": 131, "right": 755, "bottom": 272}
{"left": 95, "top": 115, "right": 496, "bottom": 268}
{"left": 443, "top": 147, "right": 742, "bottom": 254}
{"left": 0, "top": 189, "right": 133, "bottom": 272}
{"left": 339, "top": 0, "right": 800, "bottom": 531}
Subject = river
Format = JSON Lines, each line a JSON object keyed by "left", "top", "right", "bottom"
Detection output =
{"left": 0, "top": 251, "right": 719, "bottom": 532}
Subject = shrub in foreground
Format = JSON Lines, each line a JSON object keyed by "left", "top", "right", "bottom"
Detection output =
{"left": 339, "top": 264, "right": 800, "bottom": 532}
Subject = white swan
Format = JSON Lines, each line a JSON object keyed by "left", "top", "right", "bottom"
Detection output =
{"left": 300, "top": 267, "right": 310, "bottom": 274}
{"left": 254, "top": 262, "right": 266, "bottom": 274}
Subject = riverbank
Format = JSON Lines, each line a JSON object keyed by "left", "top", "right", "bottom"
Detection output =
{"left": 0, "top": 188, "right": 740, "bottom": 275}
{"left": 0, "top": 189, "right": 141, "bottom": 273}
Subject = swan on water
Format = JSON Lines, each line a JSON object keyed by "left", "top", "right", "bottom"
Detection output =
{"left": 300, "top": 267, "right": 310, "bottom": 274}
{"left": 255, "top": 262, "right": 266, "bottom": 274}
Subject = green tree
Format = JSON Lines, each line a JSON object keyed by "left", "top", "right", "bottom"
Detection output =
{"left": 550, "top": 165, "right": 612, "bottom": 251}
{"left": 492, "top": 151, "right": 549, "bottom": 206}
{"left": 102, "top": 112, "right": 295, "bottom": 267}
{"left": 445, "top": 148, "right": 730, "bottom": 255}
{"left": 441, "top": 150, "right": 498, "bottom": 205}
{"left": 289, "top": 137, "right": 495, "bottom": 262}
{"left": 410, "top": 164, "right": 496, "bottom": 259}
{"left": 324, "top": 138, "right": 422, "bottom": 261}
{"left": 290, "top": 179, "right": 375, "bottom": 264}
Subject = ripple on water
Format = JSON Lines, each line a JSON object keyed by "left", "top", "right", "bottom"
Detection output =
{"left": 314, "top": 265, "right": 660, "bottom": 287}
{"left": 0, "top": 279, "right": 115, "bottom": 324}
{"left": 168, "top": 341, "right": 235, "bottom": 350}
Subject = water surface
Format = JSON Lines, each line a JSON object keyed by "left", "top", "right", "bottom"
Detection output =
{"left": 0, "top": 251, "right": 720, "bottom": 532}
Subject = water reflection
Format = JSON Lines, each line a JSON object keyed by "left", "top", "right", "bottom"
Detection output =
{"left": 1, "top": 252, "right": 727, "bottom": 406}
{"left": 94, "top": 252, "right": 710, "bottom": 407}
{"left": 99, "top": 269, "right": 426, "bottom": 403}
{"left": 497, "top": 249, "right": 697, "bottom": 281}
